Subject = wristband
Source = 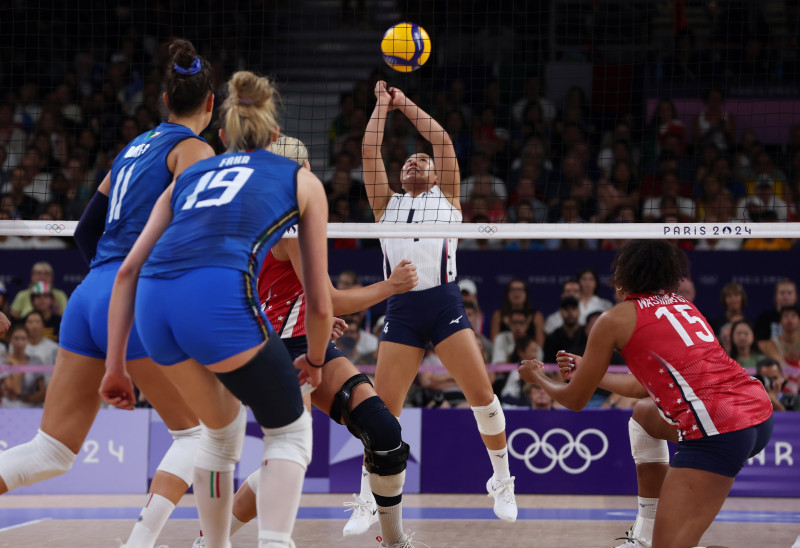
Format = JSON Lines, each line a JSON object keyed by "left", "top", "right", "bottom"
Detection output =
{"left": 305, "top": 354, "right": 325, "bottom": 368}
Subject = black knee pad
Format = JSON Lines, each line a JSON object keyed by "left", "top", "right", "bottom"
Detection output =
{"left": 215, "top": 336, "right": 304, "bottom": 429}
{"left": 329, "top": 373, "right": 373, "bottom": 425}
{"left": 348, "top": 395, "right": 409, "bottom": 476}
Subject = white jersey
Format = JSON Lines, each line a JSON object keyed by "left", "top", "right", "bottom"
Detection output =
{"left": 380, "top": 185, "right": 462, "bottom": 291}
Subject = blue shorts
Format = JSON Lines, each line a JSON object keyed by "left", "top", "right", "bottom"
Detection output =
{"left": 280, "top": 337, "right": 345, "bottom": 364}
{"left": 135, "top": 267, "right": 270, "bottom": 366}
{"left": 671, "top": 416, "right": 774, "bottom": 477}
{"left": 380, "top": 282, "right": 471, "bottom": 349}
{"left": 60, "top": 261, "right": 148, "bottom": 360}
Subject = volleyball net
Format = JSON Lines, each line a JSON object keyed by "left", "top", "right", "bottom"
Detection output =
{"left": 1, "top": 1, "right": 799, "bottom": 241}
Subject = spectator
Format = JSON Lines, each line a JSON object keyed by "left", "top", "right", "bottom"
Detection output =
{"left": 737, "top": 174, "right": 789, "bottom": 222}
{"left": 544, "top": 197, "right": 598, "bottom": 251}
{"left": 498, "top": 335, "right": 544, "bottom": 407}
{"left": 641, "top": 171, "right": 696, "bottom": 221}
{"left": 709, "top": 282, "right": 749, "bottom": 335}
{"left": 22, "top": 310, "right": 58, "bottom": 366}
{"left": 507, "top": 137, "right": 552, "bottom": 193}
{"left": 729, "top": 320, "right": 766, "bottom": 371}
{"left": 490, "top": 278, "right": 544, "bottom": 347}
{"left": 335, "top": 314, "right": 379, "bottom": 364}
{"left": 742, "top": 211, "right": 793, "bottom": 250}
{"left": 510, "top": 75, "right": 556, "bottom": 126}
{"left": 503, "top": 201, "right": 547, "bottom": 251}
{"left": 491, "top": 310, "right": 533, "bottom": 366}
{"left": 755, "top": 278, "right": 797, "bottom": 353}
{"left": 709, "top": 156, "right": 746, "bottom": 198}
{"left": 692, "top": 88, "right": 736, "bottom": 153}
{"left": 761, "top": 305, "right": 800, "bottom": 399}
{"left": 461, "top": 152, "right": 508, "bottom": 203}
{"left": 755, "top": 358, "right": 795, "bottom": 411}
{"left": 542, "top": 296, "right": 586, "bottom": 363}
{"left": 576, "top": 268, "right": 613, "bottom": 325}
{"left": 416, "top": 343, "right": 477, "bottom": 409}
{"left": 463, "top": 300, "right": 492, "bottom": 360}
{"left": 645, "top": 100, "right": 686, "bottom": 164}
{"left": 0, "top": 324, "right": 46, "bottom": 408}
{"left": 9, "top": 261, "right": 69, "bottom": 319}
{"left": 29, "top": 281, "right": 61, "bottom": 341}
{"left": 506, "top": 176, "right": 547, "bottom": 222}
{"left": 544, "top": 278, "right": 581, "bottom": 335}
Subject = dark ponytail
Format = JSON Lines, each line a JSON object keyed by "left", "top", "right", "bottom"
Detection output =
{"left": 164, "top": 39, "right": 212, "bottom": 116}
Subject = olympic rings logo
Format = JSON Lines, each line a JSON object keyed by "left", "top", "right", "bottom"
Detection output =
{"left": 478, "top": 225, "right": 499, "bottom": 234}
{"left": 45, "top": 223, "right": 66, "bottom": 233}
{"left": 508, "top": 427, "right": 609, "bottom": 475}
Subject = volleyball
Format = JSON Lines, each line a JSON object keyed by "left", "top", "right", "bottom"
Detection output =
{"left": 381, "top": 22, "right": 431, "bottom": 72}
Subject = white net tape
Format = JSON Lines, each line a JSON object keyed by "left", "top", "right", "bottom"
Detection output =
{"left": 2, "top": 220, "right": 800, "bottom": 239}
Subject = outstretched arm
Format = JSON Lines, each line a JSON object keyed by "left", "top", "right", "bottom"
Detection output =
{"left": 284, "top": 238, "right": 418, "bottom": 316}
{"left": 362, "top": 81, "right": 393, "bottom": 220}
{"left": 390, "top": 87, "right": 460, "bottom": 209}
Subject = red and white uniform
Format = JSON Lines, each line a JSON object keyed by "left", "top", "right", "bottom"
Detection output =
{"left": 258, "top": 250, "right": 306, "bottom": 338}
{"left": 620, "top": 292, "right": 772, "bottom": 441}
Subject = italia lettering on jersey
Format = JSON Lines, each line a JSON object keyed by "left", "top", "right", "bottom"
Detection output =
{"left": 258, "top": 244, "right": 306, "bottom": 338}
{"left": 379, "top": 185, "right": 461, "bottom": 291}
{"left": 620, "top": 292, "right": 772, "bottom": 441}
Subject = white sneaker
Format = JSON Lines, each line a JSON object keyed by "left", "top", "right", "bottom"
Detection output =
{"left": 192, "top": 536, "right": 205, "bottom": 547}
{"left": 486, "top": 476, "right": 518, "bottom": 522}
{"left": 342, "top": 494, "right": 379, "bottom": 536}
{"left": 613, "top": 527, "right": 651, "bottom": 548}
{"left": 379, "top": 531, "right": 430, "bottom": 547}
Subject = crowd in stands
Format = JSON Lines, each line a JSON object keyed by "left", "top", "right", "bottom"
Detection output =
{"left": 0, "top": 22, "right": 799, "bottom": 253}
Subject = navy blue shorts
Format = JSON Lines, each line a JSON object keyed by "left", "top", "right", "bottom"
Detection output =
{"left": 135, "top": 267, "right": 270, "bottom": 366}
{"left": 380, "top": 282, "right": 472, "bottom": 349}
{"left": 281, "top": 337, "right": 345, "bottom": 364}
{"left": 671, "top": 416, "right": 774, "bottom": 477}
{"left": 60, "top": 261, "right": 148, "bottom": 360}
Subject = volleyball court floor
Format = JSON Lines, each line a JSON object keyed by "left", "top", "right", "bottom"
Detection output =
{"left": 0, "top": 493, "right": 798, "bottom": 547}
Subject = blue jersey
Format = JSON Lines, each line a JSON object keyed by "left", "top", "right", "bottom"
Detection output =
{"left": 92, "top": 123, "right": 204, "bottom": 268}
{"left": 141, "top": 149, "right": 300, "bottom": 279}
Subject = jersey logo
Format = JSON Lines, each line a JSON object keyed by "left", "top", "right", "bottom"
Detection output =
{"left": 383, "top": 322, "right": 389, "bottom": 334}
{"left": 146, "top": 130, "right": 162, "bottom": 138}
{"left": 449, "top": 315, "right": 462, "bottom": 325}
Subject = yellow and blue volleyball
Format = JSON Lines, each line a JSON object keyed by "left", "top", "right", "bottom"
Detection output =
{"left": 381, "top": 22, "right": 431, "bottom": 72}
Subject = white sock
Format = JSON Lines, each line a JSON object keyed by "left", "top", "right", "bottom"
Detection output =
{"left": 230, "top": 514, "right": 247, "bottom": 537}
{"left": 359, "top": 465, "right": 374, "bottom": 501}
{"left": 257, "top": 459, "right": 304, "bottom": 540}
{"left": 487, "top": 447, "right": 511, "bottom": 481}
{"left": 375, "top": 502, "right": 403, "bottom": 546}
{"left": 193, "top": 468, "right": 233, "bottom": 548}
{"left": 125, "top": 493, "right": 175, "bottom": 548}
{"left": 633, "top": 497, "right": 658, "bottom": 542}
